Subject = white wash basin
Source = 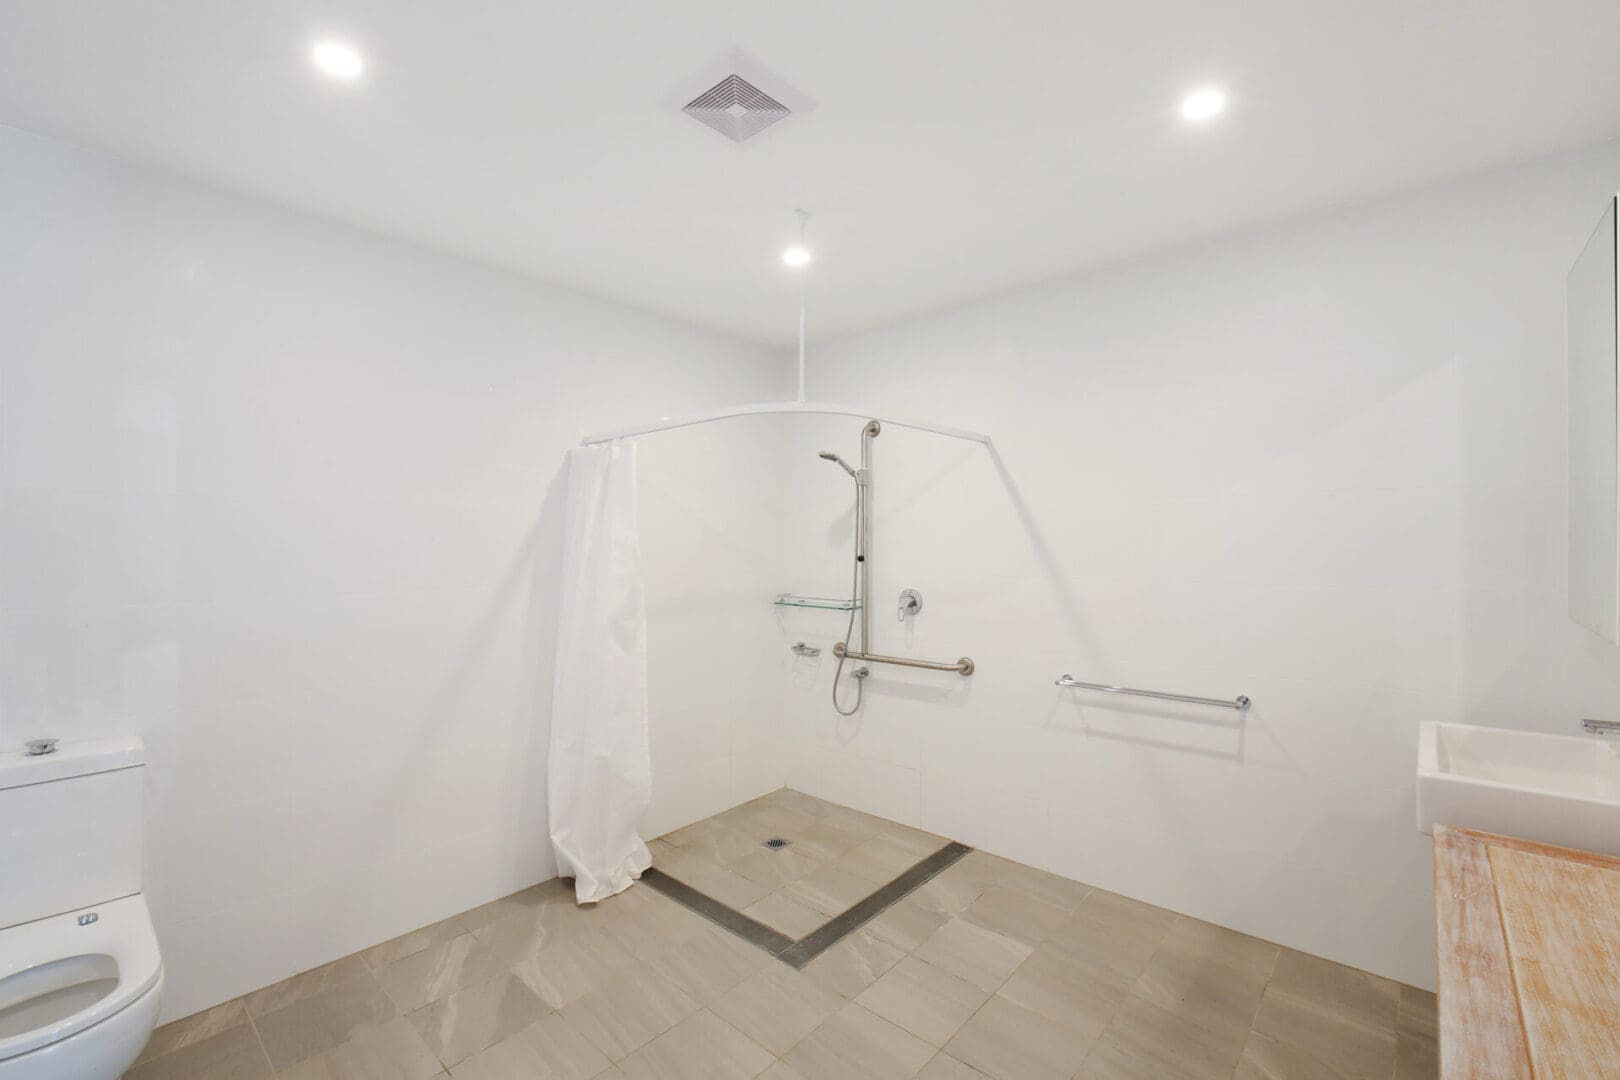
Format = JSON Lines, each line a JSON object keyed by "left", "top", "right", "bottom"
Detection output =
{"left": 1417, "top": 721, "right": 1620, "bottom": 856}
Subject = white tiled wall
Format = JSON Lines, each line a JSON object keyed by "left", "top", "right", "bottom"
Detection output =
{"left": 0, "top": 126, "right": 789, "bottom": 1020}
{"left": 783, "top": 138, "right": 1620, "bottom": 990}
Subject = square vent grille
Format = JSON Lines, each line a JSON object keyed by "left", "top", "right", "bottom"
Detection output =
{"left": 683, "top": 74, "right": 791, "bottom": 144}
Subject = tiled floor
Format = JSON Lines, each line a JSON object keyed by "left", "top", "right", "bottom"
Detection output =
{"left": 126, "top": 788, "right": 1439, "bottom": 1079}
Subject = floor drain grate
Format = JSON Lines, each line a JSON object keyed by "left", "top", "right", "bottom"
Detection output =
{"left": 762, "top": 837, "right": 792, "bottom": 850}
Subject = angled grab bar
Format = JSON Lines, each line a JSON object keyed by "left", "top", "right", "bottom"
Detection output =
{"left": 1055, "top": 674, "right": 1249, "bottom": 711}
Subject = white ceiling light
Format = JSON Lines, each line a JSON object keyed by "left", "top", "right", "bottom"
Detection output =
{"left": 782, "top": 245, "right": 812, "bottom": 268}
{"left": 311, "top": 40, "right": 365, "bottom": 81}
{"left": 1179, "top": 86, "right": 1227, "bottom": 123}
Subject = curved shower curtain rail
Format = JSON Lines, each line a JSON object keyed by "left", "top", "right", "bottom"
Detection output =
{"left": 579, "top": 401, "right": 992, "bottom": 447}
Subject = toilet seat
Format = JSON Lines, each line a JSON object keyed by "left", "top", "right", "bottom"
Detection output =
{"left": 0, "top": 894, "right": 162, "bottom": 1062}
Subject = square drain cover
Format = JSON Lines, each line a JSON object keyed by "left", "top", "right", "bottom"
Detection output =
{"left": 762, "top": 837, "right": 792, "bottom": 850}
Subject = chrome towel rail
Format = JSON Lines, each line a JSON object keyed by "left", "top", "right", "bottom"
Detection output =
{"left": 1055, "top": 674, "right": 1249, "bottom": 711}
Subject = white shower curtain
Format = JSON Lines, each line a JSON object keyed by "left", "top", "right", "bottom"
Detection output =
{"left": 548, "top": 439, "right": 653, "bottom": 902}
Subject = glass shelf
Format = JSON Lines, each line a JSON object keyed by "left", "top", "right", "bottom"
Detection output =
{"left": 773, "top": 593, "right": 861, "bottom": 611}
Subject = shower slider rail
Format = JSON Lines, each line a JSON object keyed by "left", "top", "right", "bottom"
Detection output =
{"left": 834, "top": 642, "right": 975, "bottom": 676}
{"left": 1055, "top": 674, "right": 1250, "bottom": 711}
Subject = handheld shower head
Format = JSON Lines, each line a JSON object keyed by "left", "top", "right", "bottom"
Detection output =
{"left": 818, "top": 451, "right": 858, "bottom": 479}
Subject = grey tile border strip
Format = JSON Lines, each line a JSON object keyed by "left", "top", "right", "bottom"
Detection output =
{"left": 777, "top": 841, "right": 972, "bottom": 968}
{"left": 640, "top": 868, "right": 795, "bottom": 954}
{"left": 641, "top": 841, "right": 973, "bottom": 968}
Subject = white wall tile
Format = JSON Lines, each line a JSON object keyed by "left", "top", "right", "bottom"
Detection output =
{"left": 0, "top": 127, "right": 788, "bottom": 1022}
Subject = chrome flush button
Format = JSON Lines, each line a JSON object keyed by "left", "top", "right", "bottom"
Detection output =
{"left": 24, "top": 739, "right": 58, "bottom": 756}
{"left": 78, "top": 913, "right": 98, "bottom": 927}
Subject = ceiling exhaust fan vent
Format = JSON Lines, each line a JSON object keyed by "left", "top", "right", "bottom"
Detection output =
{"left": 670, "top": 52, "right": 814, "bottom": 147}
{"left": 684, "top": 74, "right": 791, "bottom": 143}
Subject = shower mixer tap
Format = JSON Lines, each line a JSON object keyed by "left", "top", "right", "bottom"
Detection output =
{"left": 897, "top": 589, "right": 922, "bottom": 622}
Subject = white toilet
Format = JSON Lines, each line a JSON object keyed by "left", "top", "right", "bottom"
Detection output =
{"left": 0, "top": 737, "right": 164, "bottom": 1079}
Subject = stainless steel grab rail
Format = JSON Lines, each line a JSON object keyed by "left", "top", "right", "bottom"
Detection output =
{"left": 1055, "top": 674, "right": 1249, "bottom": 711}
{"left": 836, "top": 643, "right": 975, "bottom": 676}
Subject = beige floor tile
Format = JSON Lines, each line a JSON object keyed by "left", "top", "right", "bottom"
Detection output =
{"left": 802, "top": 929, "right": 906, "bottom": 999}
{"left": 123, "top": 1021, "right": 273, "bottom": 1080}
{"left": 855, "top": 956, "right": 989, "bottom": 1047}
{"left": 680, "top": 823, "right": 772, "bottom": 867}
{"left": 600, "top": 889, "right": 719, "bottom": 960}
{"left": 475, "top": 894, "right": 610, "bottom": 957}
{"left": 865, "top": 896, "right": 952, "bottom": 953}
{"left": 510, "top": 927, "right": 641, "bottom": 1008}
{"left": 1158, "top": 915, "right": 1280, "bottom": 980}
{"left": 663, "top": 817, "right": 721, "bottom": 847}
{"left": 783, "top": 864, "right": 880, "bottom": 916}
{"left": 1252, "top": 950, "right": 1398, "bottom": 1079}
{"left": 276, "top": 1015, "right": 444, "bottom": 1080}
{"left": 908, "top": 864, "right": 994, "bottom": 920}
{"left": 361, "top": 916, "right": 469, "bottom": 970}
{"left": 407, "top": 972, "right": 551, "bottom": 1066}
{"left": 784, "top": 1002, "right": 937, "bottom": 1080}
{"left": 253, "top": 967, "right": 400, "bottom": 1072}
{"left": 797, "top": 819, "right": 875, "bottom": 859}
{"left": 759, "top": 1062, "right": 812, "bottom": 1080}
{"left": 645, "top": 925, "right": 772, "bottom": 1004}
{"left": 1079, "top": 989, "right": 1251, "bottom": 1080}
{"left": 946, "top": 994, "right": 1098, "bottom": 1080}
{"left": 1133, "top": 939, "right": 1271, "bottom": 1039}
{"left": 730, "top": 845, "right": 825, "bottom": 890}
{"left": 655, "top": 846, "right": 774, "bottom": 911}
{"left": 1233, "top": 1029, "right": 1354, "bottom": 1080}
{"left": 1046, "top": 889, "right": 1176, "bottom": 983}
{"left": 838, "top": 834, "right": 931, "bottom": 885}
{"left": 869, "top": 821, "right": 948, "bottom": 858}
{"left": 966, "top": 852, "right": 1090, "bottom": 911}
{"left": 243, "top": 955, "right": 373, "bottom": 1017}
{"left": 959, "top": 884, "right": 1070, "bottom": 948}
{"left": 457, "top": 881, "right": 573, "bottom": 933}
{"left": 133, "top": 997, "right": 249, "bottom": 1064}
{"left": 450, "top": 1013, "right": 613, "bottom": 1080}
{"left": 911, "top": 917, "right": 1031, "bottom": 993}
{"left": 916, "top": 1053, "right": 990, "bottom": 1079}
{"left": 1394, "top": 985, "right": 1439, "bottom": 1080}
{"left": 616, "top": 1009, "right": 776, "bottom": 1080}
{"left": 561, "top": 967, "right": 702, "bottom": 1060}
{"left": 710, "top": 964, "right": 845, "bottom": 1055}
{"left": 375, "top": 932, "right": 505, "bottom": 1013}
{"left": 742, "top": 804, "right": 822, "bottom": 841}
{"left": 742, "top": 891, "right": 829, "bottom": 937}
{"left": 995, "top": 938, "right": 1129, "bottom": 1037}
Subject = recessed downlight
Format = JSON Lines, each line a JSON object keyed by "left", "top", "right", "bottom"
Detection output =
{"left": 311, "top": 40, "right": 365, "bottom": 81}
{"left": 1179, "top": 86, "right": 1227, "bottom": 123}
{"left": 782, "top": 245, "right": 812, "bottom": 269}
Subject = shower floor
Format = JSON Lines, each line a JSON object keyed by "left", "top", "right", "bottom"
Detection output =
{"left": 125, "top": 788, "right": 1438, "bottom": 1080}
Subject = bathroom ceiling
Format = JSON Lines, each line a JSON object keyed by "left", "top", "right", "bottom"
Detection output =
{"left": 3, "top": 2, "right": 1620, "bottom": 346}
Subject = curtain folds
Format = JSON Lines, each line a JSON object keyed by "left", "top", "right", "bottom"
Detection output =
{"left": 547, "top": 439, "right": 652, "bottom": 902}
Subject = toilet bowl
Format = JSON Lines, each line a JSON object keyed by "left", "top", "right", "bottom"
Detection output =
{"left": 0, "top": 737, "right": 163, "bottom": 1079}
{"left": 0, "top": 895, "right": 164, "bottom": 1079}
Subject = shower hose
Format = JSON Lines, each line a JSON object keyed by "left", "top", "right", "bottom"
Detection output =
{"left": 832, "top": 489, "right": 863, "bottom": 717}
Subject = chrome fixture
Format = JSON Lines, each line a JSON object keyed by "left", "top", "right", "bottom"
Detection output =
{"left": 851, "top": 665, "right": 871, "bottom": 680}
{"left": 1581, "top": 718, "right": 1620, "bottom": 735}
{"left": 897, "top": 588, "right": 923, "bottom": 622}
{"left": 24, "top": 739, "right": 59, "bottom": 756}
{"left": 817, "top": 451, "right": 860, "bottom": 481}
{"left": 1055, "top": 675, "right": 1250, "bottom": 712}
{"left": 824, "top": 419, "right": 976, "bottom": 713}
{"left": 791, "top": 641, "right": 821, "bottom": 657}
